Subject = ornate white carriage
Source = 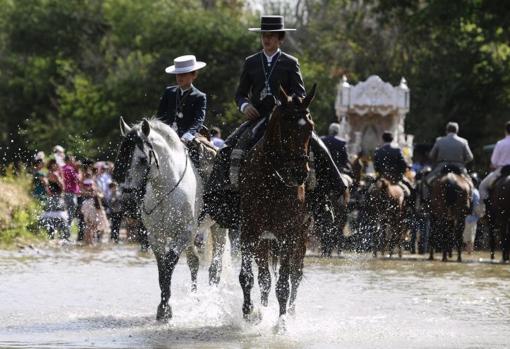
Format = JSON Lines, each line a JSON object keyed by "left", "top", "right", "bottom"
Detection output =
{"left": 334, "top": 75, "right": 413, "bottom": 162}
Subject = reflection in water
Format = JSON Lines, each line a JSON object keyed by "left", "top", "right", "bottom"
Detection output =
{"left": 1, "top": 245, "right": 510, "bottom": 348}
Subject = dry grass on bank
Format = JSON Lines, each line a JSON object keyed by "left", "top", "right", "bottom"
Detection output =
{"left": 0, "top": 173, "right": 43, "bottom": 246}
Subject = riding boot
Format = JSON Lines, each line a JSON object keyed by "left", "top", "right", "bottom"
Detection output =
{"left": 310, "top": 132, "right": 347, "bottom": 196}
{"left": 229, "top": 117, "right": 268, "bottom": 189}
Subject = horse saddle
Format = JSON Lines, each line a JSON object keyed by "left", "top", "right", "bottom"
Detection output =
{"left": 440, "top": 163, "right": 463, "bottom": 175}
{"left": 500, "top": 164, "right": 510, "bottom": 177}
{"left": 187, "top": 135, "right": 217, "bottom": 180}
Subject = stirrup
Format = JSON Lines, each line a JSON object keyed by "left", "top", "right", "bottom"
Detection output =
{"left": 229, "top": 148, "right": 244, "bottom": 189}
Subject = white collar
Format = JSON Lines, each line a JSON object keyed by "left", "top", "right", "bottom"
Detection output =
{"left": 179, "top": 85, "right": 193, "bottom": 94}
{"left": 263, "top": 48, "right": 281, "bottom": 63}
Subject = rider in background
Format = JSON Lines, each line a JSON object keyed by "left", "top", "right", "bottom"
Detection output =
{"left": 426, "top": 122, "right": 474, "bottom": 187}
{"left": 373, "top": 131, "right": 411, "bottom": 196}
{"left": 321, "top": 123, "right": 352, "bottom": 177}
{"left": 478, "top": 120, "right": 510, "bottom": 213}
{"left": 156, "top": 55, "right": 207, "bottom": 143}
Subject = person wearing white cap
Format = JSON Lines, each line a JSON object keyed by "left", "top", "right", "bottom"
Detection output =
{"left": 53, "top": 145, "right": 66, "bottom": 167}
{"left": 156, "top": 55, "right": 207, "bottom": 143}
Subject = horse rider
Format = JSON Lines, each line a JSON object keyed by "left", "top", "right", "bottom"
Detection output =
{"left": 373, "top": 131, "right": 412, "bottom": 197}
{"left": 156, "top": 54, "right": 207, "bottom": 141}
{"left": 478, "top": 120, "right": 510, "bottom": 213}
{"left": 426, "top": 121, "right": 474, "bottom": 189}
{"left": 321, "top": 123, "right": 353, "bottom": 178}
{"left": 224, "top": 15, "right": 346, "bottom": 195}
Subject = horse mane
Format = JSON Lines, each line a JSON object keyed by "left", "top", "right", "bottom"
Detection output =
{"left": 135, "top": 117, "right": 181, "bottom": 148}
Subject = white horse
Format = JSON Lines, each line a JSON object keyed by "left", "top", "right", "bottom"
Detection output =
{"left": 113, "top": 117, "right": 202, "bottom": 321}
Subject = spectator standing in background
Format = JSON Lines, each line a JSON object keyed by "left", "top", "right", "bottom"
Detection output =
{"left": 53, "top": 145, "right": 66, "bottom": 167}
{"left": 80, "top": 179, "right": 110, "bottom": 244}
{"left": 107, "top": 181, "right": 123, "bottom": 243}
{"left": 62, "top": 155, "right": 80, "bottom": 227}
{"left": 32, "top": 158, "right": 47, "bottom": 202}
{"left": 40, "top": 159, "right": 70, "bottom": 240}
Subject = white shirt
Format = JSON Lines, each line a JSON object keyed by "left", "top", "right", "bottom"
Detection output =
{"left": 263, "top": 48, "right": 281, "bottom": 64}
{"left": 179, "top": 84, "right": 193, "bottom": 95}
{"left": 491, "top": 135, "right": 510, "bottom": 168}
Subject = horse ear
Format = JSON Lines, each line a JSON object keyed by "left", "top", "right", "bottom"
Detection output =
{"left": 142, "top": 118, "right": 151, "bottom": 137}
{"left": 279, "top": 86, "right": 290, "bottom": 104}
{"left": 302, "top": 83, "right": 317, "bottom": 109}
{"left": 120, "top": 116, "right": 131, "bottom": 136}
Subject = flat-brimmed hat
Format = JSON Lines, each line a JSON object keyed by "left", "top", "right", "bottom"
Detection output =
{"left": 165, "top": 55, "right": 206, "bottom": 74}
{"left": 249, "top": 15, "right": 296, "bottom": 32}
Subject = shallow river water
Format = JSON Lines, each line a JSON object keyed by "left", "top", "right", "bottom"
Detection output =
{"left": 1, "top": 242, "right": 510, "bottom": 349}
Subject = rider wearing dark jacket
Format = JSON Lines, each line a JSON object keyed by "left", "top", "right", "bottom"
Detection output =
{"left": 321, "top": 123, "right": 352, "bottom": 175}
{"left": 374, "top": 131, "right": 409, "bottom": 183}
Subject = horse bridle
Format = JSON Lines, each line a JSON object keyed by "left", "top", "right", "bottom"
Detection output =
{"left": 124, "top": 135, "right": 189, "bottom": 215}
{"left": 268, "top": 135, "right": 311, "bottom": 189}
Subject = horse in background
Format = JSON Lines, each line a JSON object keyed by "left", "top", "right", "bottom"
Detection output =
{"left": 113, "top": 118, "right": 202, "bottom": 321}
{"left": 429, "top": 170, "right": 471, "bottom": 262}
{"left": 238, "top": 86, "right": 316, "bottom": 332}
{"left": 369, "top": 177, "right": 406, "bottom": 257}
{"left": 487, "top": 166, "right": 510, "bottom": 261}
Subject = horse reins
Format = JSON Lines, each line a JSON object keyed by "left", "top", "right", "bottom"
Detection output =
{"left": 142, "top": 149, "right": 189, "bottom": 216}
{"left": 270, "top": 152, "right": 310, "bottom": 188}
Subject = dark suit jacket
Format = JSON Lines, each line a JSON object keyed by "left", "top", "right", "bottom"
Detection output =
{"left": 321, "top": 135, "right": 351, "bottom": 173}
{"left": 374, "top": 143, "right": 408, "bottom": 180}
{"left": 235, "top": 50, "right": 305, "bottom": 111}
{"left": 156, "top": 85, "right": 206, "bottom": 137}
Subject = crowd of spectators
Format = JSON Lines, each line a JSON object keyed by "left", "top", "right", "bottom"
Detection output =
{"left": 31, "top": 145, "right": 119, "bottom": 244}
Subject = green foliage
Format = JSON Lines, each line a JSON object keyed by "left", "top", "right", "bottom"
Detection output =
{"left": 0, "top": 0, "right": 509, "bottom": 172}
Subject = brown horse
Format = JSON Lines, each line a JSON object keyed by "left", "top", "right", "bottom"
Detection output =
{"left": 370, "top": 178, "right": 406, "bottom": 258}
{"left": 488, "top": 168, "right": 510, "bottom": 261}
{"left": 238, "top": 86, "right": 315, "bottom": 330}
{"left": 429, "top": 172, "right": 471, "bottom": 262}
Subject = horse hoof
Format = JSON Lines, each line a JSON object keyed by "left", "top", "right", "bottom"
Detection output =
{"left": 288, "top": 304, "right": 296, "bottom": 316}
{"left": 261, "top": 295, "right": 269, "bottom": 307}
{"left": 274, "top": 315, "right": 287, "bottom": 335}
{"left": 191, "top": 283, "right": 197, "bottom": 293}
{"left": 156, "top": 304, "right": 172, "bottom": 322}
{"left": 243, "top": 308, "right": 262, "bottom": 324}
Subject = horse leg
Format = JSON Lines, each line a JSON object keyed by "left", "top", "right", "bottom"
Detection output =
{"left": 442, "top": 220, "right": 450, "bottom": 262}
{"left": 488, "top": 215, "right": 496, "bottom": 260}
{"left": 209, "top": 225, "right": 226, "bottom": 285}
{"left": 185, "top": 245, "right": 199, "bottom": 292}
{"left": 155, "top": 249, "right": 180, "bottom": 321}
{"left": 276, "top": 250, "right": 291, "bottom": 318}
{"left": 239, "top": 239, "right": 255, "bottom": 319}
{"left": 288, "top": 238, "right": 306, "bottom": 316}
{"left": 456, "top": 219, "right": 465, "bottom": 263}
{"left": 255, "top": 239, "right": 271, "bottom": 307}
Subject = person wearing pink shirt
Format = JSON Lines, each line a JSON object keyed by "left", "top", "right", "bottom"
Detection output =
{"left": 62, "top": 155, "right": 81, "bottom": 226}
{"left": 479, "top": 121, "right": 510, "bottom": 209}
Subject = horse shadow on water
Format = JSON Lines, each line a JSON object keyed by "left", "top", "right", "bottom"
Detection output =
{"left": 113, "top": 117, "right": 227, "bottom": 323}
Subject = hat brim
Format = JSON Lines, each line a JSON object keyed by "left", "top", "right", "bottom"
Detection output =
{"left": 248, "top": 28, "right": 296, "bottom": 32}
{"left": 165, "top": 62, "right": 206, "bottom": 74}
